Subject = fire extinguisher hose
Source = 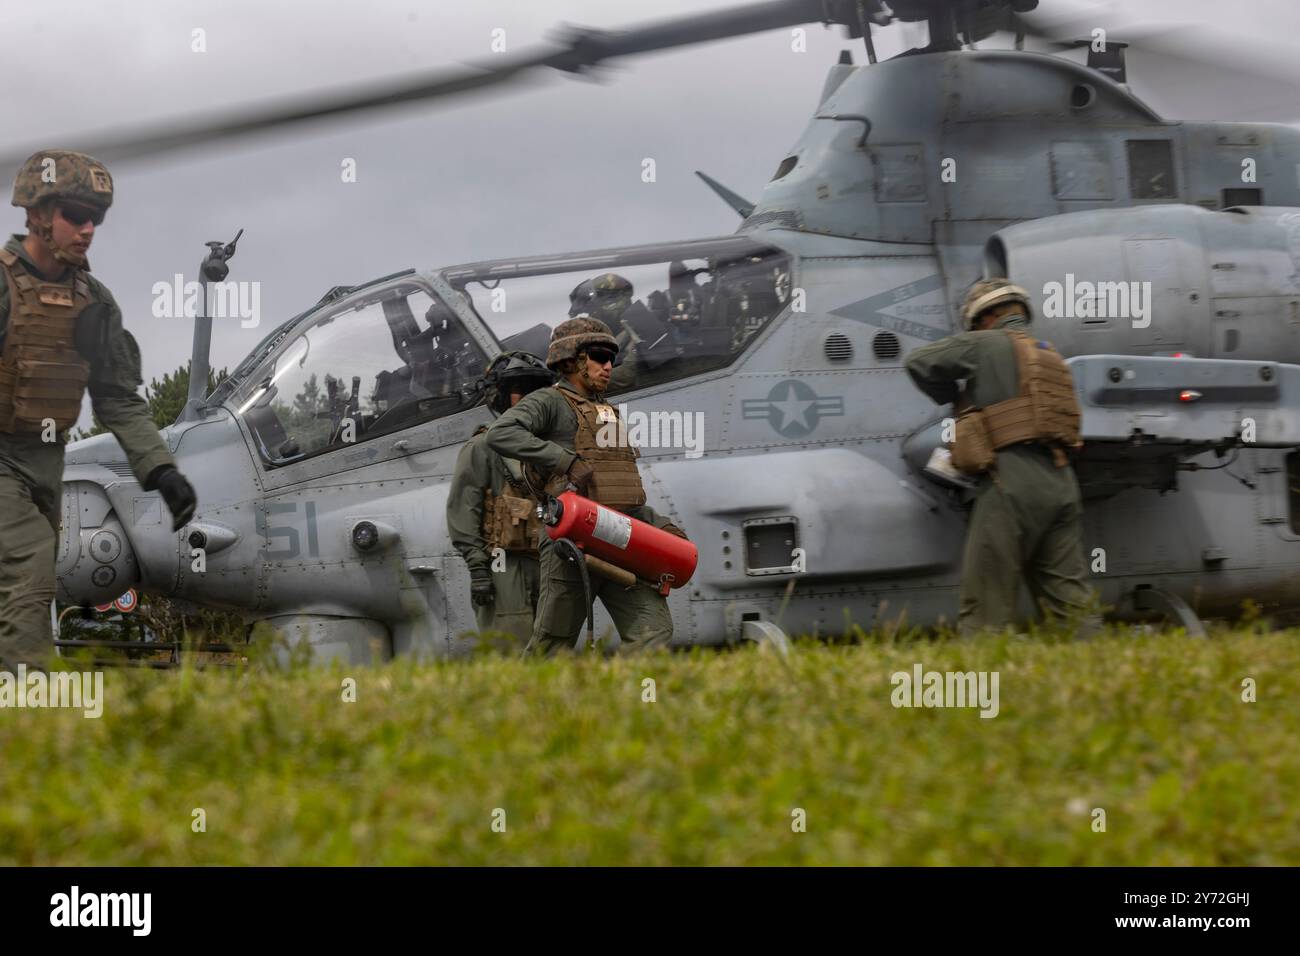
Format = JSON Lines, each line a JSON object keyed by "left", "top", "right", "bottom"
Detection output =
{"left": 554, "top": 536, "right": 595, "bottom": 652}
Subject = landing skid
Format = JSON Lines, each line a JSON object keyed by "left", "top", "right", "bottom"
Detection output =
{"left": 742, "top": 619, "right": 792, "bottom": 657}
{"left": 1131, "top": 586, "right": 1208, "bottom": 638}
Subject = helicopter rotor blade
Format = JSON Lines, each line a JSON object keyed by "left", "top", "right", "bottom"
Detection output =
{"left": 1097, "top": 24, "right": 1300, "bottom": 97}
{"left": 13, "top": 0, "right": 1297, "bottom": 167}
{"left": 2, "top": 46, "right": 562, "bottom": 167}
{"left": 1016, "top": 2, "right": 1300, "bottom": 119}
{"left": 2, "top": 0, "right": 848, "bottom": 167}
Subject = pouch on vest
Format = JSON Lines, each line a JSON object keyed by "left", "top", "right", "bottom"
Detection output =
{"left": 6, "top": 353, "right": 89, "bottom": 432}
{"left": 483, "top": 485, "right": 545, "bottom": 553}
{"left": 950, "top": 407, "right": 996, "bottom": 475}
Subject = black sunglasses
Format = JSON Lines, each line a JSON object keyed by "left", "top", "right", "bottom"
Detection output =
{"left": 585, "top": 347, "right": 617, "bottom": 366}
{"left": 57, "top": 203, "right": 104, "bottom": 227}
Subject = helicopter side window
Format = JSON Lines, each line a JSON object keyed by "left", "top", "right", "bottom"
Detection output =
{"left": 1127, "top": 140, "right": 1177, "bottom": 200}
{"left": 234, "top": 285, "right": 488, "bottom": 467}
{"left": 606, "top": 250, "right": 792, "bottom": 395}
{"left": 456, "top": 245, "right": 791, "bottom": 397}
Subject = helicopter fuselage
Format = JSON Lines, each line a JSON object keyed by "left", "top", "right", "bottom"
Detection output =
{"left": 55, "top": 50, "right": 1300, "bottom": 657}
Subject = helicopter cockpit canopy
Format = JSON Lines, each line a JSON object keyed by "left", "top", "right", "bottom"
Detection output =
{"left": 443, "top": 236, "right": 792, "bottom": 397}
{"left": 231, "top": 281, "right": 487, "bottom": 467}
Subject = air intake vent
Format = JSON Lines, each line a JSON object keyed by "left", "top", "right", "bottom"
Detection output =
{"left": 771, "top": 156, "right": 798, "bottom": 181}
{"left": 823, "top": 331, "right": 853, "bottom": 363}
{"left": 872, "top": 331, "right": 901, "bottom": 361}
{"left": 103, "top": 462, "right": 135, "bottom": 478}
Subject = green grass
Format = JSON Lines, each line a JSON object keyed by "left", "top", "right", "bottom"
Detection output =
{"left": 1, "top": 627, "right": 1296, "bottom": 865}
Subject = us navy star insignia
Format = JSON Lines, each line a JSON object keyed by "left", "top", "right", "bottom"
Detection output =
{"left": 742, "top": 379, "right": 844, "bottom": 438}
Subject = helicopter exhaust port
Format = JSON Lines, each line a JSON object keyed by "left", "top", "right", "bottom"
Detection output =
{"left": 1070, "top": 83, "right": 1097, "bottom": 111}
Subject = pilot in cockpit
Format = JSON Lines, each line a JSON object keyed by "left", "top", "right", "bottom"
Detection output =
{"left": 374, "top": 295, "right": 481, "bottom": 411}
{"left": 420, "top": 298, "right": 478, "bottom": 397}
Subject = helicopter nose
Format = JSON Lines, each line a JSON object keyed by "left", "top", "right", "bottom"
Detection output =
{"left": 55, "top": 480, "right": 141, "bottom": 607}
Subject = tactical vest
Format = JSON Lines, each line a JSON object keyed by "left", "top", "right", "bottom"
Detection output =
{"left": 482, "top": 451, "right": 546, "bottom": 553}
{"left": 547, "top": 386, "right": 647, "bottom": 509}
{"left": 952, "top": 330, "right": 1082, "bottom": 473}
{"left": 0, "top": 249, "right": 93, "bottom": 434}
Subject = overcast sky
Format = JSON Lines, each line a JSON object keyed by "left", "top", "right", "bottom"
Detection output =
{"left": 4, "top": 0, "right": 1299, "bottom": 429}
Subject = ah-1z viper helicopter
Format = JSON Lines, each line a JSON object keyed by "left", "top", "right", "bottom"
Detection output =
{"left": 31, "top": 0, "right": 1300, "bottom": 661}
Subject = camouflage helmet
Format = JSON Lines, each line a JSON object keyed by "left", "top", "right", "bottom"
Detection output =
{"left": 546, "top": 317, "right": 619, "bottom": 369}
{"left": 11, "top": 149, "right": 114, "bottom": 212}
{"left": 568, "top": 272, "right": 633, "bottom": 320}
{"left": 962, "top": 277, "right": 1031, "bottom": 329}
{"left": 481, "top": 350, "right": 554, "bottom": 413}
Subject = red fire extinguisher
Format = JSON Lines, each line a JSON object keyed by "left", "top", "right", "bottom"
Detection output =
{"left": 543, "top": 491, "right": 697, "bottom": 595}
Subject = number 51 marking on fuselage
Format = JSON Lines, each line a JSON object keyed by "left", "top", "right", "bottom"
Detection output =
{"left": 256, "top": 501, "right": 320, "bottom": 560}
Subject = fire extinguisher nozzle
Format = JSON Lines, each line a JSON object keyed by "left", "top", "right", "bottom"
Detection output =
{"left": 539, "top": 494, "right": 563, "bottom": 527}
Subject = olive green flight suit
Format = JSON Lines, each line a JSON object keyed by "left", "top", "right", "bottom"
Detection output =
{"left": 446, "top": 427, "right": 540, "bottom": 646}
{"left": 904, "top": 313, "right": 1099, "bottom": 637}
{"left": 0, "top": 234, "right": 175, "bottom": 667}
{"left": 484, "top": 381, "right": 677, "bottom": 655}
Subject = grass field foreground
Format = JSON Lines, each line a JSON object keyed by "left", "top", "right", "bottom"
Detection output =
{"left": 0, "top": 628, "right": 1296, "bottom": 865}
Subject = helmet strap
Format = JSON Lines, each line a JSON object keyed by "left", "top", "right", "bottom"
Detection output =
{"left": 29, "top": 205, "right": 88, "bottom": 269}
{"left": 577, "top": 363, "right": 599, "bottom": 393}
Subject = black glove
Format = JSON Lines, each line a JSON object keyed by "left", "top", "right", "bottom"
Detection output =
{"left": 470, "top": 567, "right": 495, "bottom": 607}
{"left": 566, "top": 457, "right": 595, "bottom": 496}
{"left": 660, "top": 521, "right": 688, "bottom": 541}
{"left": 148, "top": 465, "right": 197, "bottom": 532}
